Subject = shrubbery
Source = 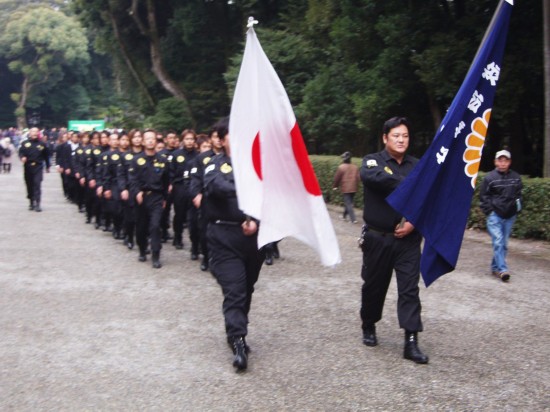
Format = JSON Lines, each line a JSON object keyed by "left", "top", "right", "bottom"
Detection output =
{"left": 310, "top": 155, "right": 550, "bottom": 241}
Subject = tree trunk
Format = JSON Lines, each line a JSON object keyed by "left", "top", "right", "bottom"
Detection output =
{"left": 15, "top": 76, "right": 30, "bottom": 129}
{"left": 427, "top": 93, "right": 443, "bottom": 132}
{"left": 544, "top": 0, "right": 550, "bottom": 177}
{"left": 108, "top": 9, "right": 155, "bottom": 109}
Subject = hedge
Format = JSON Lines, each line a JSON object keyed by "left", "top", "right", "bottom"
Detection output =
{"left": 310, "top": 155, "right": 550, "bottom": 241}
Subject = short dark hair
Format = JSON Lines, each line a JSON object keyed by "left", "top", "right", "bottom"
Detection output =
{"left": 213, "top": 117, "right": 229, "bottom": 139}
{"left": 382, "top": 117, "right": 411, "bottom": 135}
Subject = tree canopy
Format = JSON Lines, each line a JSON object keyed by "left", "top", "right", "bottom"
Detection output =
{"left": 0, "top": 0, "right": 546, "bottom": 175}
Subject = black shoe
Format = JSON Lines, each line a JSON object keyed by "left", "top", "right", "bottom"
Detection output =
{"left": 265, "top": 256, "right": 273, "bottom": 265}
{"left": 229, "top": 336, "right": 248, "bottom": 371}
{"left": 191, "top": 252, "right": 199, "bottom": 261}
{"left": 138, "top": 254, "right": 147, "bottom": 262}
{"left": 85, "top": 217, "right": 91, "bottom": 224}
{"left": 28, "top": 201, "right": 35, "bottom": 211}
{"left": 34, "top": 204, "right": 42, "bottom": 212}
{"left": 103, "top": 225, "right": 112, "bottom": 232}
{"left": 362, "top": 325, "right": 378, "bottom": 347}
{"left": 273, "top": 245, "right": 280, "bottom": 259}
{"left": 173, "top": 239, "right": 183, "bottom": 250}
{"left": 127, "top": 242, "right": 134, "bottom": 250}
{"left": 200, "top": 258, "right": 209, "bottom": 272}
{"left": 94, "top": 222, "right": 101, "bottom": 230}
{"left": 404, "top": 332, "right": 429, "bottom": 364}
{"left": 227, "top": 336, "right": 250, "bottom": 354}
{"left": 152, "top": 252, "right": 161, "bottom": 269}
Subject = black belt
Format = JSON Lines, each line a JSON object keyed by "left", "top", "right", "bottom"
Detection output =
{"left": 144, "top": 190, "right": 162, "bottom": 196}
{"left": 211, "top": 220, "right": 241, "bottom": 226}
{"left": 366, "top": 225, "right": 393, "bottom": 236}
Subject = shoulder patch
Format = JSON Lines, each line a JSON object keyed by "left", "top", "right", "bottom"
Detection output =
{"left": 125, "top": 153, "right": 133, "bottom": 161}
{"left": 220, "top": 163, "right": 232, "bottom": 174}
{"left": 384, "top": 166, "right": 393, "bottom": 175}
{"left": 77, "top": 149, "right": 83, "bottom": 154}
{"left": 137, "top": 158, "right": 146, "bottom": 166}
{"left": 203, "top": 156, "right": 211, "bottom": 165}
{"left": 177, "top": 155, "right": 185, "bottom": 163}
{"left": 93, "top": 149, "right": 101, "bottom": 155}
{"left": 112, "top": 154, "right": 120, "bottom": 161}
{"left": 366, "top": 159, "right": 378, "bottom": 168}
{"left": 24, "top": 142, "right": 31, "bottom": 148}
{"left": 85, "top": 149, "right": 91, "bottom": 154}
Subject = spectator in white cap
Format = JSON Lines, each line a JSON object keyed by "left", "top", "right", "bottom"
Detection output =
{"left": 479, "top": 148, "right": 523, "bottom": 282}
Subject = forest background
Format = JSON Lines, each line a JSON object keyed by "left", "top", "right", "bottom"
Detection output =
{"left": 0, "top": 0, "right": 547, "bottom": 176}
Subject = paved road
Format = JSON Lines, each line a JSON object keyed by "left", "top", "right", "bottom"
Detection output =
{"left": 1, "top": 160, "right": 549, "bottom": 411}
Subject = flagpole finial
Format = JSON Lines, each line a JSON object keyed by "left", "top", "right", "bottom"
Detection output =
{"left": 247, "top": 16, "right": 259, "bottom": 28}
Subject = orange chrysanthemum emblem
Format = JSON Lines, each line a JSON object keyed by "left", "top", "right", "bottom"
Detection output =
{"left": 463, "top": 108, "right": 491, "bottom": 188}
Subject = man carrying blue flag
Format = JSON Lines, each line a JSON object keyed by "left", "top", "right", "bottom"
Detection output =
{"left": 359, "top": 117, "right": 428, "bottom": 364}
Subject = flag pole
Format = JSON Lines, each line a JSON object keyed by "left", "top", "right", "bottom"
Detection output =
{"left": 469, "top": 0, "right": 512, "bottom": 71}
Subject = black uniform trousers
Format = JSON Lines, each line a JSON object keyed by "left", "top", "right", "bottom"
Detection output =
{"left": 24, "top": 164, "right": 43, "bottom": 203}
{"left": 172, "top": 182, "right": 199, "bottom": 252}
{"left": 122, "top": 200, "right": 136, "bottom": 244}
{"left": 208, "top": 223, "right": 265, "bottom": 337}
{"left": 360, "top": 229, "right": 423, "bottom": 333}
{"left": 161, "top": 192, "right": 173, "bottom": 235}
{"left": 84, "top": 186, "right": 97, "bottom": 222}
{"left": 136, "top": 192, "right": 164, "bottom": 254}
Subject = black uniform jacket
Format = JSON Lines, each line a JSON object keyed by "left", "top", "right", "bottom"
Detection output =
{"left": 203, "top": 153, "right": 247, "bottom": 223}
{"left": 360, "top": 149, "right": 418, "bottom": 233}
{"left": 19, "top": 139, "right": 51, "bottom": 169}
{"left": 128, "top": 152, "right": 169, "bottom": 199}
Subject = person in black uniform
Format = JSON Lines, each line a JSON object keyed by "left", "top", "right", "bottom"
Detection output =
{"left": 72, "top": 133, "right": 88, "bottom": 213}
{"left": 203, "top": 119, "right": 265, "bottom": 372}
{"left": 129, "top": 130, "right": 169, "bottom": 268}
{"left": 102, "top": 132, "right": 124, "bottom": 239}
{"left": 19, "top": 127, "right": 51, "bottom": 212}
{"left": 170, "top": 129, "right": 199, "bottom": 256}
{"left": 359, "top": 116, "right": 428, "bottom": 364}
{"left": 159, "top": 131, "right": 179, "bottom": 243}
{"left": 118, "top": 129, "right": 144, "bottom": 250}
{"left": 189, "top": 130, "right": 222, "bottom": 272}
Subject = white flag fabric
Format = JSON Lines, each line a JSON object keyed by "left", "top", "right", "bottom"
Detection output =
{"left": 229, "top": 26, "right": 341, "bottom": 266}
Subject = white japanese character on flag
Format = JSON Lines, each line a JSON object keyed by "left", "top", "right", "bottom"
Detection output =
{"left": 482, "top": 62, "right": 500, "bottom": 86}
{"left": 468, "top": 90, "right": 484, "bottom": 113}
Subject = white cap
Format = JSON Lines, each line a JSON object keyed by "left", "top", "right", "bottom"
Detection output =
{"left": 495, "top": 149, "right": 511, "bottom": 159}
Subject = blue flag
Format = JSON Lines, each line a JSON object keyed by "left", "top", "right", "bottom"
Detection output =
{"left": 386, "top": 0, "right": 514, "bottom": 287}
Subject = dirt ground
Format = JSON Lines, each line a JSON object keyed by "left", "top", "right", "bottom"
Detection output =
{"left": 1, "top": 160, "right": 549, "bottom": 411}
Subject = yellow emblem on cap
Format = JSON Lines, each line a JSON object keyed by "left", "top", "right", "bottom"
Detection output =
{"left": 177, "top": 155, "right": 185, "bottom": 163}
{"left": 112, "top": 154, "right": 120, "bottom": 161}
{"left": 203, "top": 156, "right": 211, "bottom": 165}
{"left": 137, "top": 158, "right": 146, "bottom": 166}
{"left": 220, "top": 163, "right": 232, "bottom": 174}
{"left": 384, "top": 166, "right": 393, "bottom": 175}
{"left": 125, "top": 153, "right": 133, "bottom": 161}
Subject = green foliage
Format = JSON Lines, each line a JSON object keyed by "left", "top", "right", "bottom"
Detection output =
{"left": 311, "top": 155, "right": 550, "bottom": 241}
{"left": 146, "top": 97, "right": 193, "bottom": 133}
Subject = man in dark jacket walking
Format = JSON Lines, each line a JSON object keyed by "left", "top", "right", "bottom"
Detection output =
{"left": 479, "top": 149, "right": 523, "bottom": 282}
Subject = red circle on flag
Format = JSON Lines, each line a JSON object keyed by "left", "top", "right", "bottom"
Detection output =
{"left": 291, "top": 123, "right": 321, "bottom": 196}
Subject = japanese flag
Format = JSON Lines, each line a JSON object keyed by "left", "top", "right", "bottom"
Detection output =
{"left": 229, "top": 23, "right": 341, "bottom": 266}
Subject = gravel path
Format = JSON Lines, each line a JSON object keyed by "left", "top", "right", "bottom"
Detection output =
{"left": 1, "top": 160, "right": 549, "bottom": 411}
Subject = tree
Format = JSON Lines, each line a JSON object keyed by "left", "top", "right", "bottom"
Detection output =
{"left": 544, "top": 0, "right": 550, "bottom": 177}
{"left": 0, "top": 6, "right": 90, "bottom": 128}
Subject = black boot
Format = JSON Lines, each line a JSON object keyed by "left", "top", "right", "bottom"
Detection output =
{"left": 173, "top": 237, "right": 183, "bottom": 250}
{"left": 191, "top": 245, "right": 199, "bottom": 260}
{"left": 29, "top": 200, "right": 35, "bottom": 211}
{"left": 200, "top": 257, "right": 209, "bottom": 272}
{"left": 34, "top": 202, "right": 42, "bottom": 212}
{"left": 138, "top": 248, "right": 147, "bottom": 262}
{"left": 229, "top": 336, "right": 248, "bottom": 371}
{"left": 152, "top": 251, "right": 162, "bottom": 269}
{"left": 362, "top": 324, "right": 378, "bottom": 347}
{"left": 404, "top": 332, "right": 429, "bottom": 364}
